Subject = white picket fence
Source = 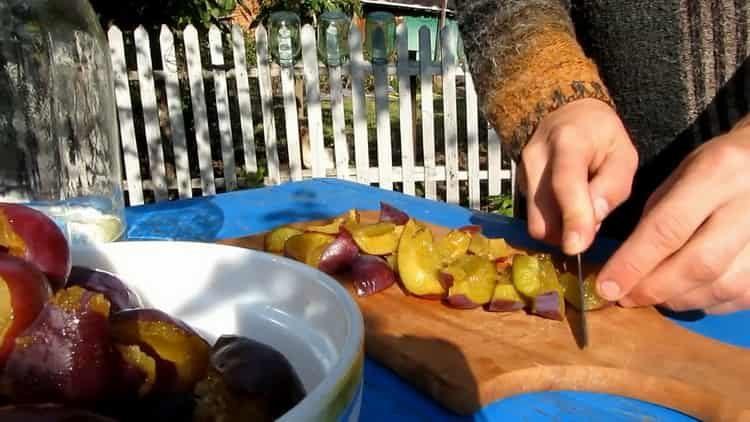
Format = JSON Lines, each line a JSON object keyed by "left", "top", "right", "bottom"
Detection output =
{"left": 108, "top": 22, "right": 516, "bottom": 209}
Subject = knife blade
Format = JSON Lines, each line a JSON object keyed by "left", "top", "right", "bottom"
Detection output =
{"left": 576, "top": 253, "right": 589, "bottom": 348}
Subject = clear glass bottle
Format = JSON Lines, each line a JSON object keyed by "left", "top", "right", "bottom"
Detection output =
{"left": 0, "top": 0, "right": 125, "bottom": 245}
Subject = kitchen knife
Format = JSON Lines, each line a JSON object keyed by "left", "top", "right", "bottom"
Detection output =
{"left": 576, "top": 253, "right": 588, "bottom": 348}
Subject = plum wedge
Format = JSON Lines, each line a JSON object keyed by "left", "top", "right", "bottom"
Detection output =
{"left": 110, "top": 309, "right": 210, "bottom": 394}
{"left": 530, "top": 257, "right": 565, "bottom": 321}
{"left": 318, "top": 231, "right": 360, "bottom": 274}
{"left": 441, "top": 255, "right": 497, "bottom": 309}
{"left": 67, "top": 266, "right": 142, "bottom": 312}
{"left": 397, "top": 220, "right": 445, "bottom": 298}
{"left": 559, "top": 272, "right": 611, "bottom": 311}
{"left": 379, "top": 202, "right": 409, "bottom": 225}
{"left": 351, "top": 254, "right": 397, "bottom": 296}
{"left": 0, "top": 255, "right": 53, "bottom": 366}
{"left": 2, "top": 286, "right": 115, "bottom": 403}
{"left": 0, "top": 203, "right": 71, "bottom": 289}
{"left": 349, "top": 222, "right": 401, "bottom": 256}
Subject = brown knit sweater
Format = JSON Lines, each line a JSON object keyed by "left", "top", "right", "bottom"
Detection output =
{"left": 457, "top": 0, "right": 750, "bottom": 239}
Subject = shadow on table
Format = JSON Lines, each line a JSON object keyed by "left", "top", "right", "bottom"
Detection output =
{"left": 259, "top": 189, "right": 333, "bottom": 226}
{"left": 125, "top": 198, "right": 224, "bottom": 241}
{"left": 360, "top": 313, "right": 481, "bottom": 419}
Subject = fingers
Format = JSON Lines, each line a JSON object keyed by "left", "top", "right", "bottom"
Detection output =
{"left": 596, "top": 163, "right": 727, "bottom": 302}
{"left": 522, "top": 145, "right": 563, "bottom": 245}
{"left": 705, "top": 290, "right": 750, "bottom": 314}
{"left": 665, "top": 271, "right": 750, "bottom": 311}
{"left": 547, "top": 129, "right": 597, "bottom": 254}
{"left": 588, "top": 138, "right": 638, "bottom": 223}
{"left": 619, "top": 197, "right": 750, "bottom": 307}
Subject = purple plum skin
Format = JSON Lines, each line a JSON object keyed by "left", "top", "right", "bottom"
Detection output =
{"left": 351, "top": 254, "right": 396, "bottom": 296}
{"left": 532, "top": 291, "right": 564, "bottom": 321}
{"left": 2, "top": 289, "right": 114, "bottom": 403}
{"left": 209, "top": 335, "right": 306, "bottom": 420}
{"left": 318, "top": 231, "right": 359, "bottom": 274}
{"left": 379, "top": 202, "right": 409, "bottom": 225}
{"left": 67, "top": 266, "right": 141, "bottom": 312}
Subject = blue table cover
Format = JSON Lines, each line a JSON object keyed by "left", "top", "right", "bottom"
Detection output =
{"left": 124, "top": 178, "right": 749, "bottom": 421}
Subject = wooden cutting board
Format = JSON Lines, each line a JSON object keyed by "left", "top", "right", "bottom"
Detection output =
{"left": 218, "top": 210, "right": 750, "bottom": 421}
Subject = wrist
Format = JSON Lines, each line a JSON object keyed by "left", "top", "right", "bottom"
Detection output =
{"left": 480, "top": 32, "right": 614, "bottom": 163}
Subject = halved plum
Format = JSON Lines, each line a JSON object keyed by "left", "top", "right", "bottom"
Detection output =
{"left": 559, "top": 272, "right": 611, "bottom": 311}
{"left": 530, "top": 257, "right": 565, "bottom": 321}
{"left": 318, "top": 231, "right": 359, "bottom": 275}
{"left": 0, "top": 203, "right": 71, "bottom": 289}
{"left": 487, "top": 284, "right": 526, "bottom": 312}
{"left": 67, "top": 266, "right": 141, "bottom": 312}
{"left": 113, "top": 344, "right": 157, "bottom": 397}
{"left": 0, "top": 255, "right": 53, "bottom": 366}
{"left": 263, "top": 227, "right": 303, "bottom": 254}
{"left": 303, "top": 217, "right": 346, "bottom": 235}
{"left": 379, "top": 202, "right": 409, "bottom": 225}
{"left": 434, "top": 230, "right": 472, "bottom": 265}
{"left": 351, "top": 254, "right": 397, "bottom": 296}
{"left": 511, "top": 254, "right": 543, "bottom": 298}
{"left": 2, "top": 286, "right": 114, "bottom": 402}
{"left": 110, "top": 308, "right": 210, "bottom": 394}
{"left": 442, "top": 255, "right": 497, "bottom": 309}
{"left": 283, "top": 233, "right": 335, "bottom": 268}
{"left": 194, "top": 335, "right": 306, "bottom": 422}
{"left": 467, "top": 231, "right": 521, "bottom": 261}
{"left": 349, "top": 222, "right": 400, "bottom": 255}
{"left": 397, "top": 219, "right": 445, "bottom": 298}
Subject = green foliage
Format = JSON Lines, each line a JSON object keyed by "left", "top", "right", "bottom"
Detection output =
{"left": 91, "top": 0, "right": 238, "bottom": 29}
{"left": 487, "top": 194, "right": 514, "bottom": 217}
{"left": 256, "top": 0, "right": 362, "bottom": 26}
{"left": 180, "top": 0, "right": 239, "bottom": 27}
{"left": 91, "top": 0, "right": 361, "bottom": 30}
{"left": 236, "top": 166, "right": 267, "bottom": 189}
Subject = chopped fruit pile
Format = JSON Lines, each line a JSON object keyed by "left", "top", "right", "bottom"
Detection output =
{"left": 265, "top": 202, "right": 612, "bottom": 321}
{"left": 0, "top": 203, "right": 305, "bottom": 421}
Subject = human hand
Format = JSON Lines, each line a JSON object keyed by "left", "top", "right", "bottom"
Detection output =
{"left": 518, "top": 98, "right": 639, "bottom": 255}
{"left": 596, "top": 125, "right": 750, "bottom": 314}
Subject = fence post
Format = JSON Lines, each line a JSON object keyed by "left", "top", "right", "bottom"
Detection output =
{"left": 487, "top": 127, "right": 502, "bottom": 197}
{"left": 349, "top": 24, "right": 370, "bottom": 185}
{"left": 326, "top": 33, "right": 351, "bottom": 181}
{"left": 184, "top": 25, "right": 216, "bottom": 195}
{"left": 231, "top": 24, "right": 259, "bottom": 175}
{"left": 441, "top": 25, "right": 459, "bottom": 204}
{"left": 397, "top": 22, "right": 415, "bottom": 195}
{"left": 419, "top": 26, "right": 436, "bottom": 200}
{"left": 159, "top": 25, "right": 192, "bottom": 199}
{"left": 280, "top": 55, "right": 303, "bottom": 181}
{"left": 373, "top": 49, "right": 392, "bottom": 190}
{"left": 108, "top": 26, "right": 144, "bottom": 205}
{"left": 209, "top": 25, "right": 237, "bottom": 191}
{"left": 134, "top": 26, "right": 168, "bottom": 201}
{"left": 301, "top": 25, "right": 327, "bottom": 178}
{"left": 255, "top": 25, "right": 281, "bottom": 185}
{"left": 465, "top": 68, "right": 480, "bottom": 209}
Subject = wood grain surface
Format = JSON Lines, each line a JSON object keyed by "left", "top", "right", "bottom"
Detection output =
{"left": 219, "top": 211, "right": 750, "bottom": 421}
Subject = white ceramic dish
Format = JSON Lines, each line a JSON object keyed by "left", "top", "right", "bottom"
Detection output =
{"left": 71, "top": 241, "right": 365, "bottom": 421}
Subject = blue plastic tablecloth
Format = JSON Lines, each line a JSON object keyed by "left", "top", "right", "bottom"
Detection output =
{"left": 123, "top": 178, "right": 749, "bottom": 421}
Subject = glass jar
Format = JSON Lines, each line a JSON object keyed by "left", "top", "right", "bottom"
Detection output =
{"left": 364, "top": 11, "right": 395, "bottom": 64}
{"left": 317, "top": 11, "right": 350, "bottom": 67}
{"left": 268, "top": 11, "right": 301, "bottom": 67}
{"left": 0, "top": 0, "right": 125, "bottom": 245}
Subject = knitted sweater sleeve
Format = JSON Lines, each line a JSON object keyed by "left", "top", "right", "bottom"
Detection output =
{"left": 457, "top": 0, "right": 614, "bottom": 161}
